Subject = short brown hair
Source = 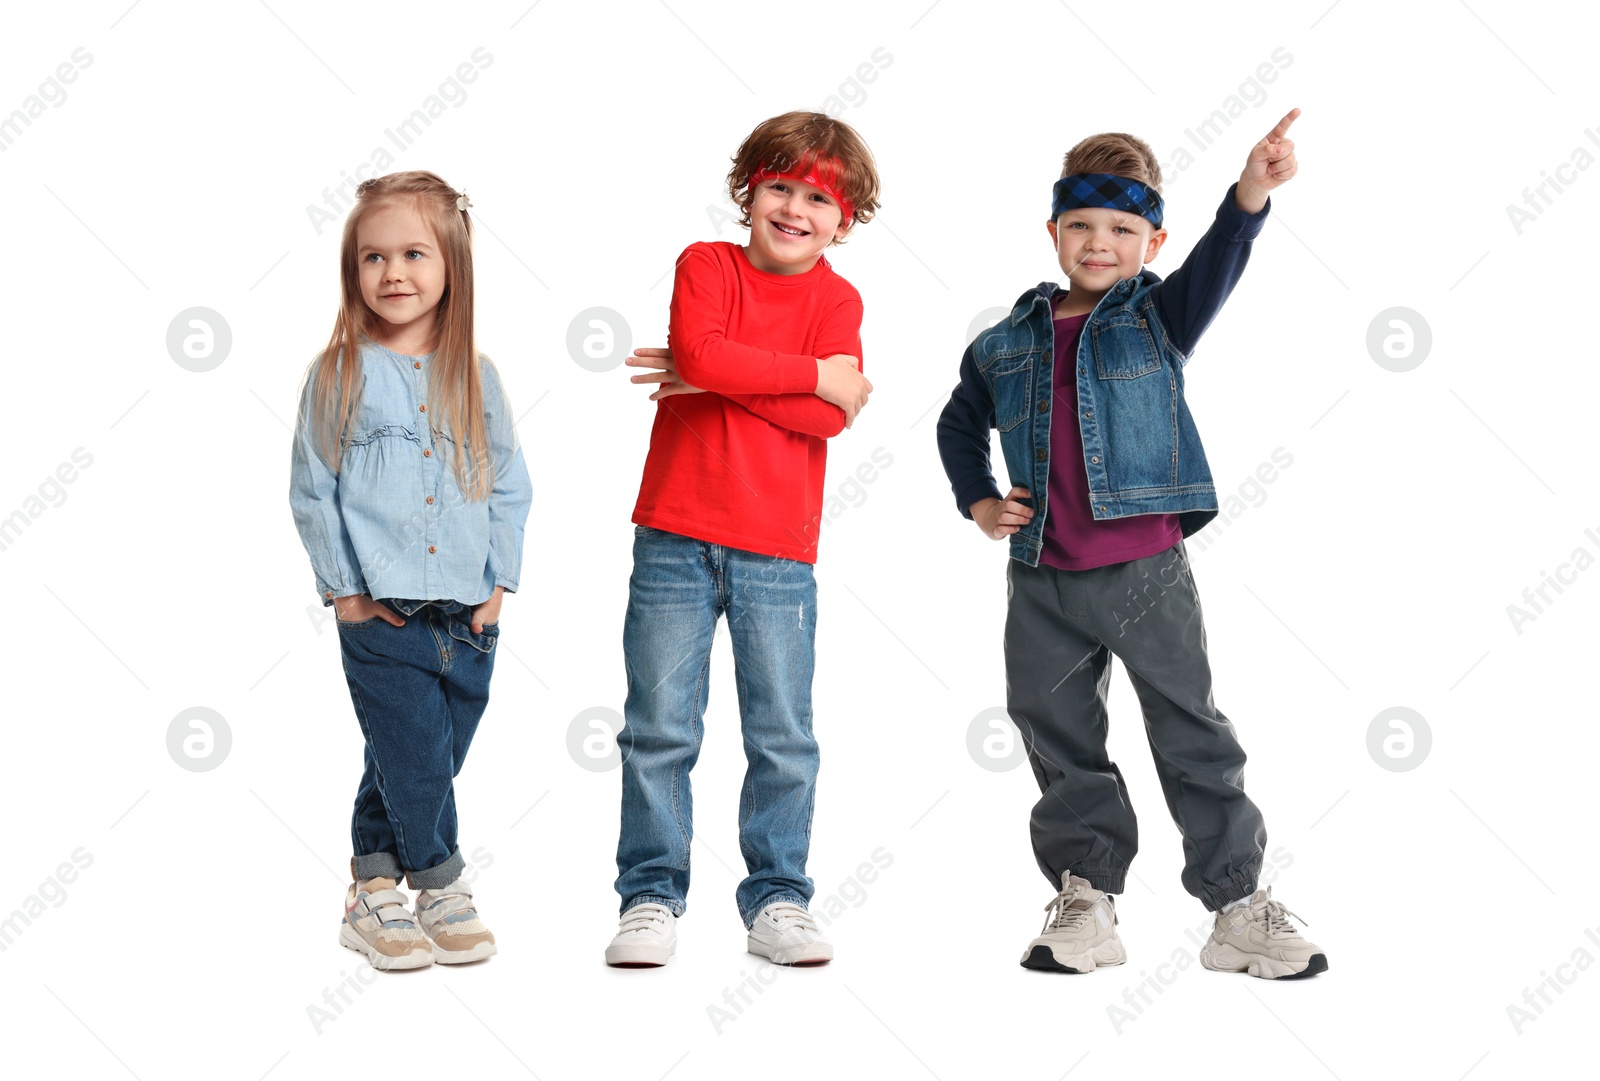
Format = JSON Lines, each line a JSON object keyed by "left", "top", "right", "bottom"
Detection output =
{"left": 1059, "top": 132, "right": 1163, "bottom": 192}
{"left": 727, "top": 111, "right": 881, "bottom": 242}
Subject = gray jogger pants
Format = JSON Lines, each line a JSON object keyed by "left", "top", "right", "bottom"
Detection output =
{"left": 1003, "top": 539, "right": 1266, "bottom": 912}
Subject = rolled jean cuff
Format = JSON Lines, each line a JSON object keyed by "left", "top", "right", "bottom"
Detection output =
{"left": 741, "top": 892, "right": 810, "bottom": 930}
{"left": 1073, "top": 867, "right": 1126, "bottom": 896}
{"left": 351, "top": 851, "right": 404, "bottom": 883}
{"left": 1202, "top": 868, "right": 1262, "bottom": 912}
{"left": 405, "top": 847, "right": 466, "bottom": 891}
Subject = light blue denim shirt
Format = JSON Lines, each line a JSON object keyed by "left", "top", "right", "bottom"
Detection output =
{"left": 289, "top": 339, "right": 533, "bottom": 607}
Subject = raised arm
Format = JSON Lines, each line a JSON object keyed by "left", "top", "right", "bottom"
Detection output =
{"left": 1155, "top": 108, "right": 1299, "bottom": 359}
{"left": 1150, "top": 182, "right": 1270, "bottom": 360}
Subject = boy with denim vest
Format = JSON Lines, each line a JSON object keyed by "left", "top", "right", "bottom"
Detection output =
{"left": 936, "top": 109, "right": 1328, "bottom": 979}
{"left": 602, "top": 111, "right": 881, "bottom": 967}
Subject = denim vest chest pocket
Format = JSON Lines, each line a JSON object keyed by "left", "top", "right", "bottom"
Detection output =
{"left": 982, "top": 351, "right": 1036, "bottom": 433}
{"left": 1091, "top": 314, "right": 1162, "bottom": 380}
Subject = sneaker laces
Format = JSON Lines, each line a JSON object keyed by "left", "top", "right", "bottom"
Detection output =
{"left": 760, "top": 902, "right": 820, "bottom": 933}
{"left": 618, "top": 903, "right": 672, "bottom": 935}
{"left": 1041, "top": 881, "right": 1095, "bottom": 933}
{"left": 1262, "top": 898, "right": 1307, "bottom": 936}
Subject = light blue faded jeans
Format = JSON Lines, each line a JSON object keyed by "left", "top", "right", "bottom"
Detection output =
{"left": 615, "top": 525, "right": 819, "bottom": 927}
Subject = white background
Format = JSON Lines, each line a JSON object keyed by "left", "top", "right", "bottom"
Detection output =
{"left": 3, "top": 1, "right": 1596, "bottom": 1077}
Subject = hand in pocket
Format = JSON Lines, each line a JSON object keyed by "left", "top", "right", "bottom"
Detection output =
{"left": 334, "top": 594, "right": 405, "bottom": 627}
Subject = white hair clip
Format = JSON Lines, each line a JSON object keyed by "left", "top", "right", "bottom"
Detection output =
{"left": 456, "top": 190, "right": 473, "bottom": 213}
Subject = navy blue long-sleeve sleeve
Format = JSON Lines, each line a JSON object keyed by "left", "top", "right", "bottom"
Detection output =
{"left": 936, "top": 336, "right": 1006, "bottom": 520}
{"left": 1153, "top": 182, "right": 1271, "bottom": 359}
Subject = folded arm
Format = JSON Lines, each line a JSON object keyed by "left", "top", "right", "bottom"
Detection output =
{"left": 668, "top": 247, "right": 823, "bottom": 395}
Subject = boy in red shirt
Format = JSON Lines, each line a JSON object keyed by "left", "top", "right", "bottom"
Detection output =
{"left": 604, "top": 111, "right": 881, "bottom": 967}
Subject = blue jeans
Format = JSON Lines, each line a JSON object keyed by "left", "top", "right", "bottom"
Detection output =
{"left": 337, "top": 598, "right": 498, "bottom": 889}
{"left": 616, "top": 525, "right": 819, "bottom": 927}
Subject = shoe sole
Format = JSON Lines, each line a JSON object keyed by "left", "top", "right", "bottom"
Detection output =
{"left": 433, "top": 940, "right": 497, "bottom": 965}
{"left": 747, "top": 938, "right": 833, "bottom": 966}
{"left": 1020, "top": 938, "right": 1127, "bottom": 974}
{"left": 606, "top": 941, "right": 676, "bottom": 967}
{"left": 339, "top": 922, "right": 433, "bottom": 970}
{"left": 1199, "top": 942, "right": 1328, "bottom": 980}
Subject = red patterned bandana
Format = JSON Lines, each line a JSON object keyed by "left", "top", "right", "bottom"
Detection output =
{"left": 747, "top": 156, "right": 855, "bottom": 227}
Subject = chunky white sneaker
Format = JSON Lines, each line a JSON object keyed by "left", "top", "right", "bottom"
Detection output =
{"left": 1199, "top": 887, "right": 1328, "bottom": 980}
{"left": 605, "top": 903, "right": 677, "bottom": 967}
{"left": 339, "top": 878, "right": 433, "bottom": 971}
{"left": 747, "top": 901, "right": 833, "bottom": 965}
{"left": 1020, "top": 873, "right": 1126, "bottom": 973}
{"left": 414, "top": 879, "right": 497, "bottom": 964}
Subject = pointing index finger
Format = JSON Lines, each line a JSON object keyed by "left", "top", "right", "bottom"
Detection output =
{"left": 1269, "top": 107, "right": 1301, "bottom": 142}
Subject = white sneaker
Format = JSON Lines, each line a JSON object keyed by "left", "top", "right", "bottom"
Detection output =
{"left": 605, "top": 903, "right": 677, "bottom": 967}
{"left": 414, "top": 879, "right": 497, "bottom": 964}
{"left": 1198, "top": 887, "right": 1327, "bottom": 980}
{"left": 747, "top": 901, "right": 833, "bottom": 965}
{"left": 1020, "top": 873, "right": 1126, "bottom": 973}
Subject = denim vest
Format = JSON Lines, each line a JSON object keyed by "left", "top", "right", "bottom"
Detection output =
{"left": 937, "top": 185, "right": 1269, "bottom": 566}
{"left": 975, "top": 270, "right": 1227, "bottom": 565}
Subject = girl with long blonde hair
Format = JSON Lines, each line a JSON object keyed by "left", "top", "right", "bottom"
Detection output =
{"left": 289, "top": 170, "right": 531, "bottom": 969}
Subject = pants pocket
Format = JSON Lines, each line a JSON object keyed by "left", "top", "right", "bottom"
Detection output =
{"left": 446, "top": 617, "right": 499, "bottom": 654}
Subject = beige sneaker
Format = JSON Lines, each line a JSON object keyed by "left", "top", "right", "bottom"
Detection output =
{"left": 339, "top": 878, "right": 433, "bottom": 970}
{"left": 1020, "top": 873, "right": 1127, "bottom": 973}
{"left": 1199, "top": 887, "right": 1327, "bottom": 979}
{"left": 414, "top": 879, "right": 497, "bottom": 964}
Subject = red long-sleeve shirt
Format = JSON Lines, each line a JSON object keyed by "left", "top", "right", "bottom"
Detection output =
{"left": 631, "top": 241, "right": 864, "bottom": 563}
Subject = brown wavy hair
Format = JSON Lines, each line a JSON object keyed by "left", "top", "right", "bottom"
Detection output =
{"left": 726, "top": 111, "right": 881, "bottom": 241}
{"left": 303, "top": 169, "right": 492, "bottom": 500}
{"left": 1059, "top": 132, "right": 1163, "bottom": 191}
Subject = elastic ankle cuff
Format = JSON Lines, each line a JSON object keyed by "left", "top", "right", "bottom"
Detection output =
{"left": 1071, "top": 868, "right": 1126, "bottom": 895}
{"left": 1202, "top": 870, "right": 1261, "bottom": 913}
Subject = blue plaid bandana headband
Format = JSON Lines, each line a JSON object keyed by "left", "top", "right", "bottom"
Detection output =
{"left": 1050, "top": 173, "right": 1164, "bottom": 229}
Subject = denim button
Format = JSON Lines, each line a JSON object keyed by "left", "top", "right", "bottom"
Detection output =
{"left": 1035, "top": 449, "right": 1047, "bottom": 462}
{"left": 1037, "top": 400, "right": 1048, "bottom": 413}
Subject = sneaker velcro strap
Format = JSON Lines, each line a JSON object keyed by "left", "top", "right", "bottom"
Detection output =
{"left": 356, "top": 889, "right": 413, "bottom": 919}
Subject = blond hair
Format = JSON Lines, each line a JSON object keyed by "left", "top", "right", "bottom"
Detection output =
{"left": 304, "top": 170, "right": 492, "bottom": 500}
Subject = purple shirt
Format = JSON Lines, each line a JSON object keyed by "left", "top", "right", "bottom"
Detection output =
{"left": 1038, "top": 311, "right": 1182, "bottom": 571}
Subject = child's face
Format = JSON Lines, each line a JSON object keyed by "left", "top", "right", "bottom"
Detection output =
{"left": 1047, "top": 207, "right": 1167, "bottom": 298}
{"left": 744, "top": 177, "right": 850, "bottom": 275}
{"left": 356, "top": 201, "right": 447, "bottom": 343}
